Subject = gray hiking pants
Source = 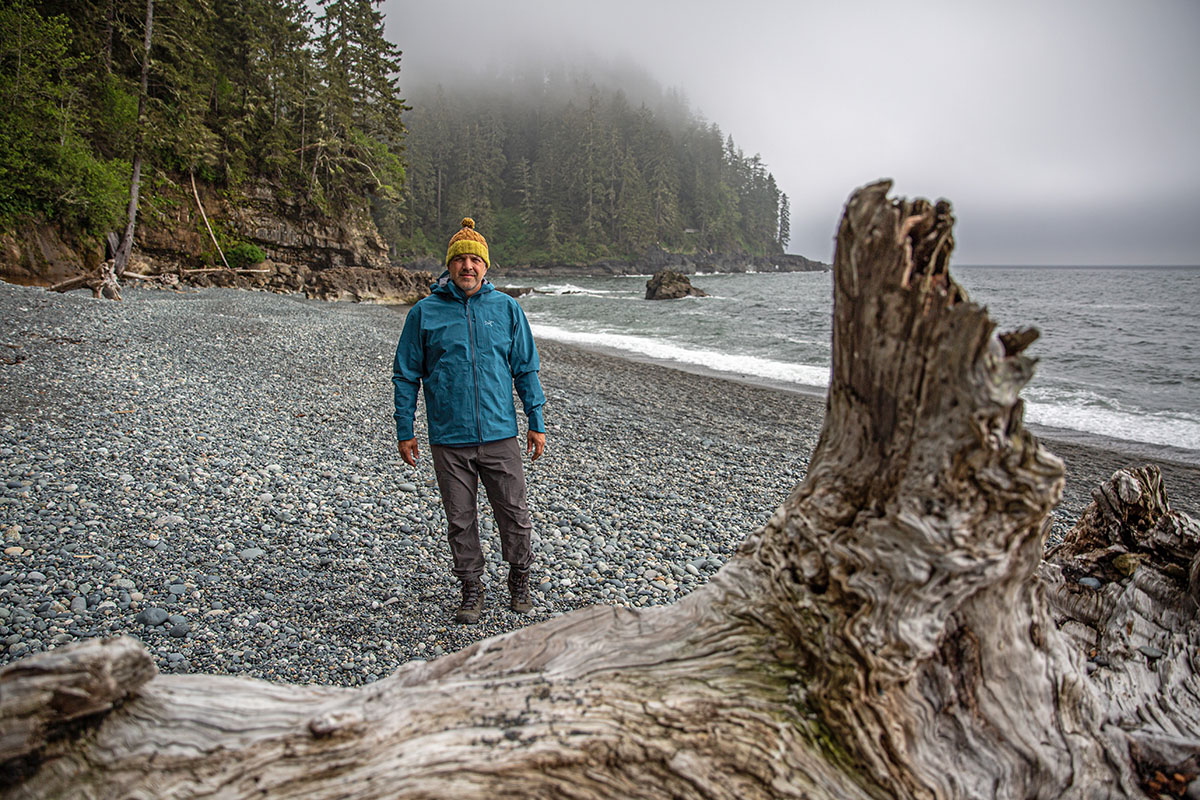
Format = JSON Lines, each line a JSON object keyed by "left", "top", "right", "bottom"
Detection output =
{"left": 430, "top": 437, "right": 533, "bottom": 581}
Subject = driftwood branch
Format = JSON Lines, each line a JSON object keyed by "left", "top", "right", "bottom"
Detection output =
{"left": 180, "top": 267, "right": 270, "bottom": 276}
{"left": 190, "top": 169, "right": 232, "bottom": 271}
{"left": 46, "top": 275, "right": 91, "bottom": 294}
{"left": 4, "top": 180, "right": 1197, "bottom": 799}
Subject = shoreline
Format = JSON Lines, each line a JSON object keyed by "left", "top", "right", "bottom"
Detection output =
{"left": 535, "top": 332, "right": 1200, "bottom": 474}
{"left": 1, "top": 285, "right": 1196, "bottom": 687}
{"left": 532, "top": 338, "right": 1199, "bottom": 526}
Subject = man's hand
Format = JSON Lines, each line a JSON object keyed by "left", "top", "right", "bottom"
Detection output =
{"left": 397, "top": 437, "right": 419, "bottom": 466}
{"left": 526, "top": 430, "right": 546, "bottom": 461}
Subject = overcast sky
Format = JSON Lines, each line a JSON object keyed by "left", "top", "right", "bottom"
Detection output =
{"left": 380, "top": 0, "right": 1200, "bottom": 266}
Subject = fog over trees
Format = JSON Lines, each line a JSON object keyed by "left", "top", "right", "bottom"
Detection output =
{"left": 394, "top": 58, "right": 791, "bottom": 264}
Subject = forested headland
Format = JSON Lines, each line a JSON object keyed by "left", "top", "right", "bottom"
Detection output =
{"left": 396, "top": 64, "right": 791, "bottom": 266}
{"left": 0, "top": 0, "right": 802, "bottom": 288}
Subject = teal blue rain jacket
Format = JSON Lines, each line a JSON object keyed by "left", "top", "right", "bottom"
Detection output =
{"left": 393, "top": 273, "right": 546, "bottom": 446}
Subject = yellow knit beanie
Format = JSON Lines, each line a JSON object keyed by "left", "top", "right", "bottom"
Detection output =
{"left": 445, "top": 217, "right": 489, "bottom": 267}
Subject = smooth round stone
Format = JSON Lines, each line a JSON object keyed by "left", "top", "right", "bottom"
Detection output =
{"left": 136, "top": 607, "right": 168, "bottom": 627}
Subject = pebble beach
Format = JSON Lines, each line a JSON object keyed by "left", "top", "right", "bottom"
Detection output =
{"left": 2, "top": 284, "right": 1197, "bottom": 686}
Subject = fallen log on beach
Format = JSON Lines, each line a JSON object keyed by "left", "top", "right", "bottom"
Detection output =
{"left": 2, "top": 179, "right": 1198, "bottom": 799}
{"left": 47, "top": 259, "right": 122, "bottom": 300}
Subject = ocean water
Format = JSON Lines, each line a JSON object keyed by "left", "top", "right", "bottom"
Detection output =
{"left": 515, "top": 267, "right": 1200, "bottom": 463}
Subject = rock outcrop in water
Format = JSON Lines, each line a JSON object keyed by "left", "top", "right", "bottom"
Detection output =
{"left": 645, "top": 269, "right": 708, "bottom": 300}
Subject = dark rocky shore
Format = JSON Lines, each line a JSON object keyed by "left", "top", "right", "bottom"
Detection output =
{"left": 1, "top": 285, "right": 1196, "bottom": 687}
{"left": 489, "top": 247, "right": 828, "bottom": 278}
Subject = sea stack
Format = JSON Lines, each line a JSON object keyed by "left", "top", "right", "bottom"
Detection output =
{"left": 645, "top": 269, "right": 708, "bottom": 300}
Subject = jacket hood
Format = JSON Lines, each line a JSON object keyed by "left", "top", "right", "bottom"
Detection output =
{"left": 431, "top": 270, "right": 495, "bottom": 301}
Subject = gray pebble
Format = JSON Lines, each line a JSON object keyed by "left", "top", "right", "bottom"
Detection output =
{"left": 136, "top": 607, "right": 169, "bottom": 627}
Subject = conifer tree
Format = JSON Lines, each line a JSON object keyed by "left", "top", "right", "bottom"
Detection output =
{"left": 778, "top": 192, "right": 791, "bottom": 251}
{"left": 311, "top": 0, "right": 406, "bottom": 208}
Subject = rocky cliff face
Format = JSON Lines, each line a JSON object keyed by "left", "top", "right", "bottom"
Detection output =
{"left": 0, "top": 178, "right": 432, "bottom": 304}
{"left": 0, "top": 222, "right": 106, "bottom": 287}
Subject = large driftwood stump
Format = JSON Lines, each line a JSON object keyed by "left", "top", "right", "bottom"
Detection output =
{"left": 2, "top": 180, "right": 1197, "bottom": 798}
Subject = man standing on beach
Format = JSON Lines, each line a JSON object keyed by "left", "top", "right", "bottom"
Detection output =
{"left": 392, "top": 217, "right": 546, "bottom": 625}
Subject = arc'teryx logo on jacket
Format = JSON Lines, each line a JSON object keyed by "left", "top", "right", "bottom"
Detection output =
{"left": 393, "top": 273, "right": 546, "bottom": 447}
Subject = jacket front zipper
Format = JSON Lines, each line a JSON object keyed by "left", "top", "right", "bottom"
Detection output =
{"left": 464, "top": 296, "right": 484, "bottom": 443}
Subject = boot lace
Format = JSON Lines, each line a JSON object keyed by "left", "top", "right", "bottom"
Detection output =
{"left": 509, "top": 570, "right": 530, "bottom": 603}
{"left": 461, "top": 580, "right": 483, "bottom": 609}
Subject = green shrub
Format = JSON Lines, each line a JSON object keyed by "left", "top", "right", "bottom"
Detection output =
{"left": 225, "top": 242, "right": 266, "bottom": 269}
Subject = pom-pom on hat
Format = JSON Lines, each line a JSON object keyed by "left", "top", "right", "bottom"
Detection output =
{"left": 445, "top": 217, "right": 489, "bottom": 267}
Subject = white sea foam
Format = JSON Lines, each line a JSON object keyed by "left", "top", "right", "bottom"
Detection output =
{"left": 532, "top": 323, "right": 1200, "bottom": 454}
{"left": 1022, "top": 394, "right": 1200, "bottom": 452}
{"left": 535, "top": 283, "right": 617, "bottom": 296}
{"left": 531, "top": 324, "right": 831, "bottom": 389}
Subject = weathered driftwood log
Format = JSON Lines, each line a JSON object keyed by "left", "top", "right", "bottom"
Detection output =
{"left": 47, "top": 259, "right": 123, "bottom": 300}
{"left": 1041, "top": 465, "right": 1200, "bottom": 798}
{"left": 2, "top": 180, "right": 1197, "bottom": 799}
{"left": 0, "top": 637, "right": 154, "bottom": 766}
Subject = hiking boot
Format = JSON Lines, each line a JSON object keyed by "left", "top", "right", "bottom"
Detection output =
{"left": 508, "top": 566, "right": 533, "bottom": 614}
{"left": 455, "top": 579, "right": 485, "bottom": 624}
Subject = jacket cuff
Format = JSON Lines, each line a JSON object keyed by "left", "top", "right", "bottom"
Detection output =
{"left": 527, "top": 407, "right": 545, "bottom": 434}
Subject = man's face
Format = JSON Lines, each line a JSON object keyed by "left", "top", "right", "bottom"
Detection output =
{"left": 448, "top": 253, "right": 487, "bottom": 297}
